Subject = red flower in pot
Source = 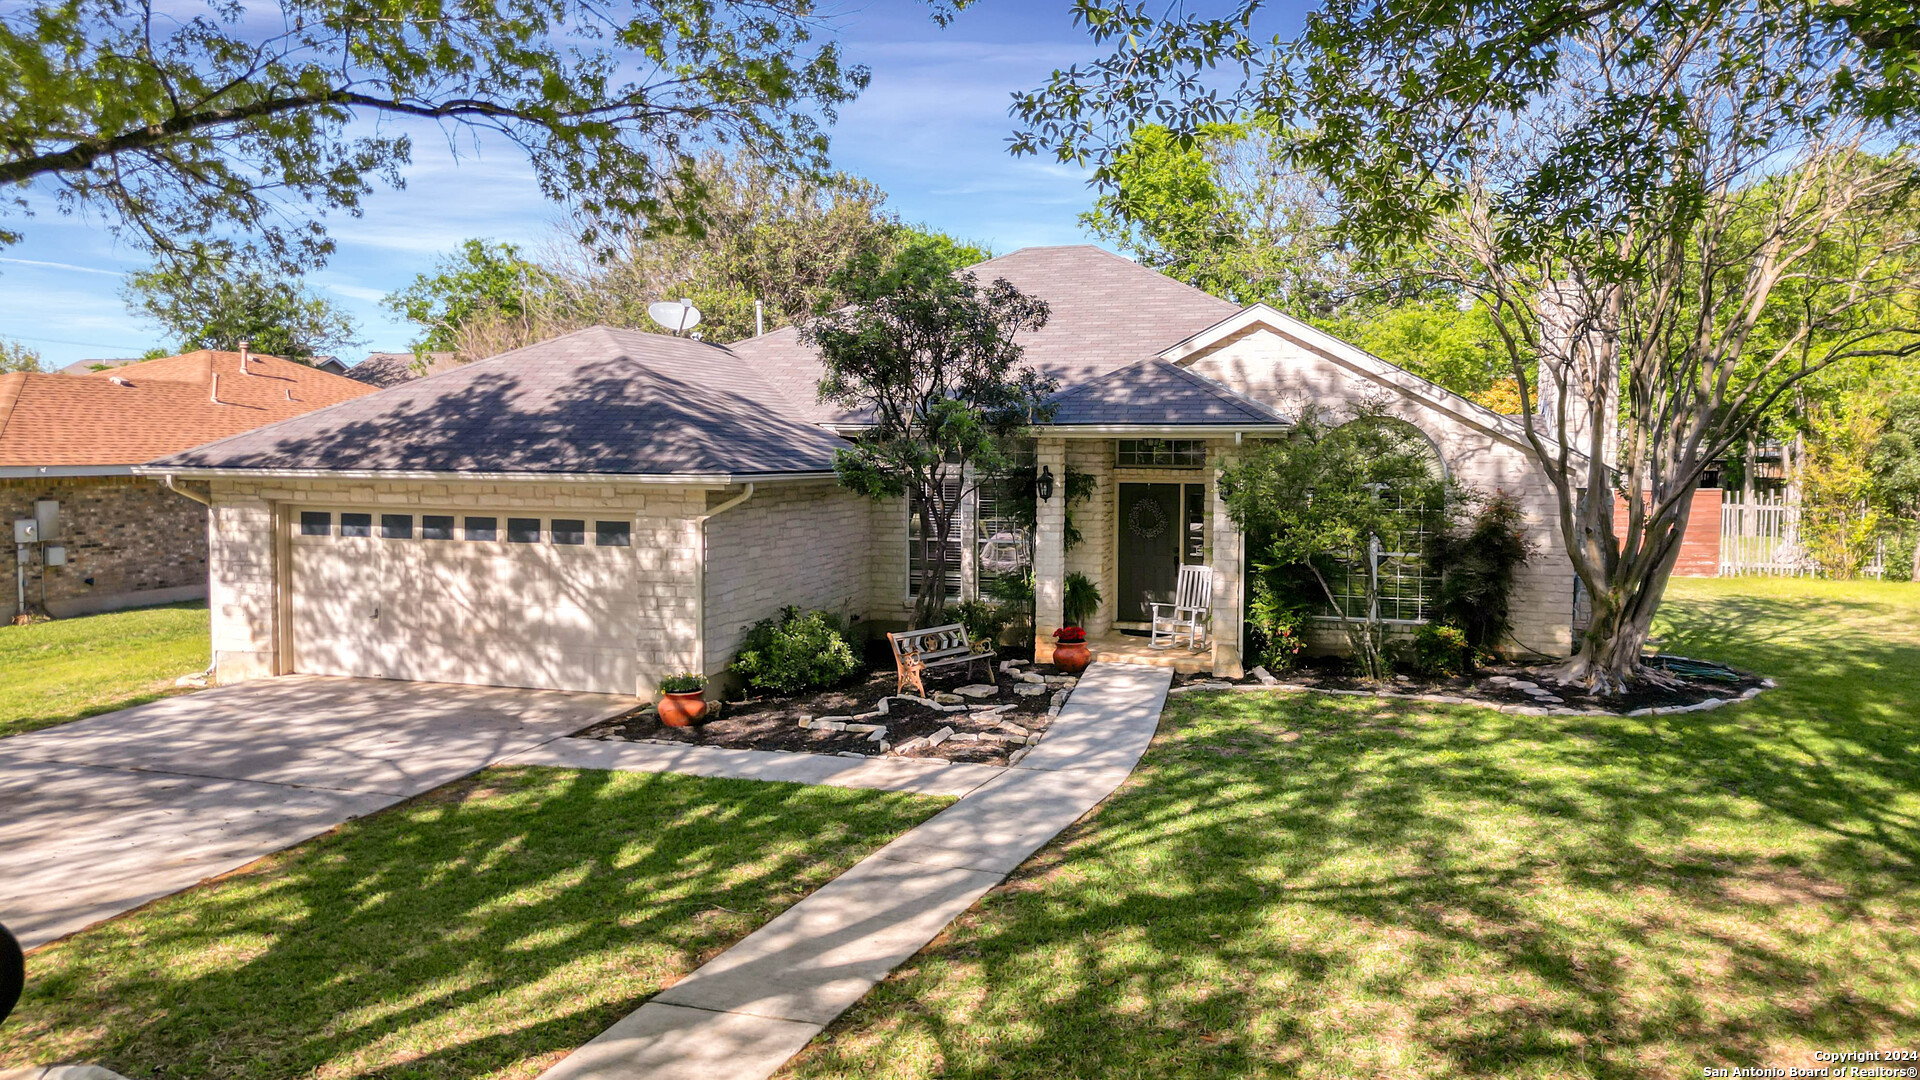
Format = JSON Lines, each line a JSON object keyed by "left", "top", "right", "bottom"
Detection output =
{"left": 656, "top": 672, "right": 709, "bottom": 727}
{"left": 1052, "top": 627, "right": 1092, "bottom": 674}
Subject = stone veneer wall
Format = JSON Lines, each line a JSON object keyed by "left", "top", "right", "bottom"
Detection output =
{"left": 2, "top": 476, "right": 208, "bottom": 619}
{"left": 1185, "top": 324, "right": 1579, "bottom": 656}
{"left": 204, "top": 476, "right": 706, "bottom": 688}
{"left": 703, "top": 480, "right": 872, "bottom": 679}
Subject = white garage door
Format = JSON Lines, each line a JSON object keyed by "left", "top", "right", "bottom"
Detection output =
{"left": 290, "top": 508, "right": 641, "bottom": 695}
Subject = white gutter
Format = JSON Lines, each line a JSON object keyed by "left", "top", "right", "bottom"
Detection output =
{"left": 693, "top": 483, "right": 755, "bottom": 684}
{"left": 129, "top": 466, "right": 838, "bottom": 486}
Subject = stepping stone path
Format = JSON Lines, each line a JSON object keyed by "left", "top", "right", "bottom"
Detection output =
{"left": 954, "top": 684, "right": 1000, "bottom": 699}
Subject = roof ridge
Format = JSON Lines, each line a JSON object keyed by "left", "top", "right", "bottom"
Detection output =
{"left": 0, "top": 372, "right": 26, "bottom": 447}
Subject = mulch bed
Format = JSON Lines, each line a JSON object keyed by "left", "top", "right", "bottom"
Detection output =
{"left": 1171, "top": 653, "right": 1771, "bottom": 715}
{"left": 575, "top": 659, "right": 1079, "bottom": 766}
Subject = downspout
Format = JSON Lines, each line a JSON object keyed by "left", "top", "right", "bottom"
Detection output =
{"left": 160, "top": 474, "right": 212, "bottom": 506}
{"left": 693, "top": 483, "right": 754, "bottom": 686}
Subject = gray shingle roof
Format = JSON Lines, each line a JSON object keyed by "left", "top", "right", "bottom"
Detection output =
{"left": 1044, "top": 360, "right": 1293, "bottom": 427}
{"left": 150, "top": 327, "right": 846, "bottom": 477}
{"left": 345, "top": 351, "right": 464, "bottom": 388}
{"left": 728, "top": 245, "right": 1242, "bottom": 423}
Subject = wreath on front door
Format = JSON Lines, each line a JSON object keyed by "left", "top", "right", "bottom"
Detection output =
{"left": 1127, "top": 495, "right": 1170, "bottom": 540}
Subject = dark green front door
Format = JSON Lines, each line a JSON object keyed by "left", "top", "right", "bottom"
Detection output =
{"left": 1118, "top": 483, "right": 1183, "bottom": 622}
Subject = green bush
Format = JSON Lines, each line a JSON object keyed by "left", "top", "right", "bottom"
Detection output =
{"left": 1431, "top": 491, "right": 1535, "bottom": 653}
{"left": 1411, "top": 621, "right": 1473, "bottom": 678}
{"left": 730, "top": 606, "right": 860, "bottom": 696}
{"left": 951, "top": 599, "right": 1009, "bottom": 646}
{"left": 658, "top": 672, "right": 706, "bottom": 694}
{"left": 1244, "top": 560, "right": 1316, "bottom": 672}
{"left": 984, "top": 571, "right": 1035, "bottom": 638}
{"left": 1246, "top": 607, "right": 1307, "bottom": 672}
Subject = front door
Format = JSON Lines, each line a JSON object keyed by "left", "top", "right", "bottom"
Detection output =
{"left": 1118, "top": 483, "right": 1184, "bottom": 622}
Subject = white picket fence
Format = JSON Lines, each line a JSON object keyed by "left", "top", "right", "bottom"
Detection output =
{"left": 1719, "top": 493, "right": 1885, "bottom": 578}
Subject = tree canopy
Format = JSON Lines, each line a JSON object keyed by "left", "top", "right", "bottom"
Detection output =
{"left": 803, "top": 237, "right": 1054, "bottom": 623}
{"left": 125, "top": 261, "right": 360, "bottom": 360}
{"left": 384, "top": 240, "right": 547, "bottom": 354}
{"left": 0, "top": 338, "right": 40, "bottom": 372}
{"left": 1018, "top": 0, "right": 1920, "bottom": 691}
{"left": 1, "top": 0, "right": 895, "bottom": 269}
{"left": 385, "top": 154, "right": 990, "bottom": 358}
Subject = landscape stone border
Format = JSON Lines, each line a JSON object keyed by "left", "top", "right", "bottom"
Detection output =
{"left": 1168, "top": 670, "right": 1776, "bottom": 717}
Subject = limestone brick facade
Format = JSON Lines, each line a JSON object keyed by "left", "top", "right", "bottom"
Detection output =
{"left": 702, "top": 481, "right": 872, "bottom": 679}
{"left": 1184, "top": 323, "right": 1578, "bottom": 655}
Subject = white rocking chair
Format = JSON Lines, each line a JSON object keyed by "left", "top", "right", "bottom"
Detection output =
{"left": 1148, "top": 564, "right": 1213, "bottom": 650}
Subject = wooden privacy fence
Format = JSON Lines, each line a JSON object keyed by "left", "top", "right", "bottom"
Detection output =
{"left": 1719, "top": 493, "right": 1886, "bottom": 578}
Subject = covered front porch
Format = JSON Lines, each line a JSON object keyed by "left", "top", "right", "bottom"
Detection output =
{"left": 1081, "top": 628, "right": 1217, "bottom": 674}
{"left": 1022, "top": 359, "right": 1294, "bottom": 679}
{"left": 1027, "top": 436, "right": 1273, "bottom": 679}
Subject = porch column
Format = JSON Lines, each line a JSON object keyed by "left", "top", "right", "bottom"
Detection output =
{"left": 1033, "top": 436, "right": 1067, "bottom": 662}
{"left": 1209, "top": 440, "right": 1245, "bottom": 678}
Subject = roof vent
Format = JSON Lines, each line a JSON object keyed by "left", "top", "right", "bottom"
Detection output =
{"left": 109, "top": 376, "right": 131, "bottom": 386}
{"left": 210, "top": 372, "right": 223, "bottom": 405}
{"left": 238, "top": 338, "right": 252, "bottom": 376}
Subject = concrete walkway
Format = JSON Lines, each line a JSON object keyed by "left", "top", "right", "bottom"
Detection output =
{"left": 0, "top": 677, "right": 633, "bottom": 948}
{"left": 535, "top": 661, "right": 1172, "bottom": 1080}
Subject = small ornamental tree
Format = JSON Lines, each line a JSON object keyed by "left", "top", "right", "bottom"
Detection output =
{"left": 1220, "top": 404, "right": 1450, "bottom": 681}
{"left": 804, "top": 241, "right": 1056, "bottom": 625}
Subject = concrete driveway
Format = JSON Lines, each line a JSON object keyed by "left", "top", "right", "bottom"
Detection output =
{"left": 0, "top": 676, "right": 635, "bottom": 949}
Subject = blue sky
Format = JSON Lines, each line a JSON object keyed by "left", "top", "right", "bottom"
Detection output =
{"left": 0, "top": 1, "right": 1305, "bottom": 368}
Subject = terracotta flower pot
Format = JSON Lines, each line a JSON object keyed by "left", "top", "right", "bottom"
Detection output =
{"left": 1052, "top": 640, "right": 1092, "bottom": 675}
{"left": 657, "top": 690, "right": 708, "bottom": 728}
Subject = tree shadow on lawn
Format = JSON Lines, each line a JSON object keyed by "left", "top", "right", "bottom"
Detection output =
{"left": 786, "top": 587, "right": 1920, "bottom": 1079}
{"left": 1, "top": 767, "right": 945, "bottom": 1080}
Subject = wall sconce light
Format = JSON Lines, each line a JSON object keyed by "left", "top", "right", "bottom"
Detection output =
{"left": 1037, "top": 465, "right": 1056, "bottom": 501}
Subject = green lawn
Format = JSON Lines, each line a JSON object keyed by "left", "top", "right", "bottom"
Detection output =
{"left": 783, "top": 578, "right": 1920, "bottom": 1079}
{"left": 1, "top": 767, "right": 949, "bottom": 1080}
{"left": 0, "top": 602, "right": 210, "bottom": 739}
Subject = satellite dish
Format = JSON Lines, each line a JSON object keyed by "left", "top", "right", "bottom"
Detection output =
{"left": 646, "top": 297, "right": 702, "bottom": 336}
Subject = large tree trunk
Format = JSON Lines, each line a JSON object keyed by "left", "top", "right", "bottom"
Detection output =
{"left": 1554, "top": 488, "right": 1690, "bottom": 693}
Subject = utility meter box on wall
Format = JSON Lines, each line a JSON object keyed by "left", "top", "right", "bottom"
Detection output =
{"left": 45, "top": 545, "right": 67, "bottom": 567}
{"left": 12, "top": 519, "right": 36, "bottom": 544}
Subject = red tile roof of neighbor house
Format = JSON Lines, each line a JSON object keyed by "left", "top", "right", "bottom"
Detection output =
{"left": 0, "top": 350, "right": 381, "bottom": 468}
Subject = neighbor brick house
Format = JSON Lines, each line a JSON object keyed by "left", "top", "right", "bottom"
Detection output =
{"left": 1, "top": 350, "right": 378, "bottom": 618}
{"left": 146, "top": 247, "right": 1586, "bottom": 695}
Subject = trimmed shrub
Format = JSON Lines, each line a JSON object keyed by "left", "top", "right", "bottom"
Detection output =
{"left": 1411, "top": 622, "right": 1473, "bottom": 678}
{"left": 731, "top": 606, "right": 860, "bottom": 696}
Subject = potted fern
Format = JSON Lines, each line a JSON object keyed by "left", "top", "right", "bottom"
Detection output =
{"left": 656, "top": 672, "right": 708, "bottom": 727}
{"left": 1053, "top": 572, "right": 1102, "bottom": 674}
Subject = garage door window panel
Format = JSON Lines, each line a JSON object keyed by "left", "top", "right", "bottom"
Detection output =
{"left": 508, "top": 518, "right": 542, "bottom": 543}
{"left": 340, "top": 513, "right": 373, "bottom": 538}
{"left": 381, "top": 514, "right": 413, "bottom": 539}
{"left": 596, "top": 521, "right": 632, "bottom": 547}
{"left": 552, "top": 519, "right": 587, "bottom": 545}
{"left": 300, "top": 511, "right": 332, "bottom": 536}
{"left": 421, "top": 515, "right": 455, "bottom": 540}
{"left": 465, "top": 517, "right": 498, "bottom": 542}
